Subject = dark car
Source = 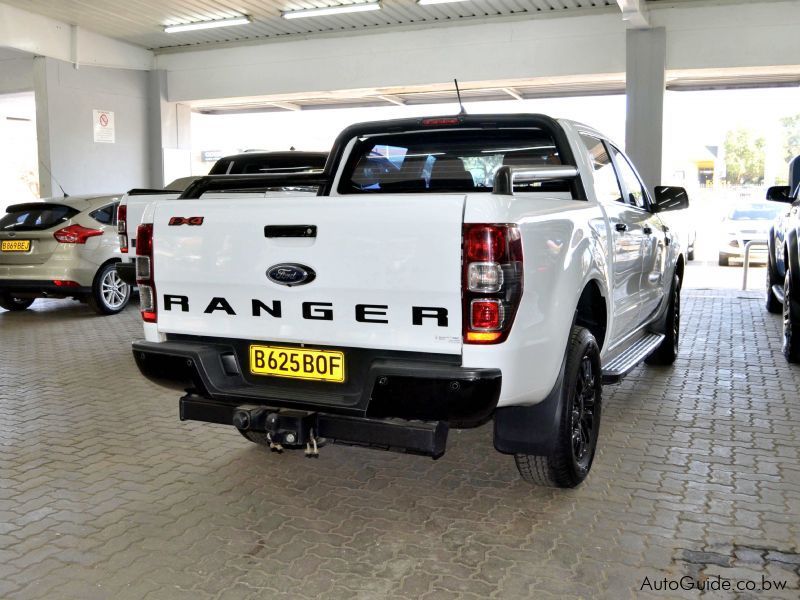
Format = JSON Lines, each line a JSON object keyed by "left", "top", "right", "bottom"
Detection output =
{"left": 764, "top": 155, "right": 800, "bottom": 361}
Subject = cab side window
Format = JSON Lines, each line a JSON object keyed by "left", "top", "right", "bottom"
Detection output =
{"left": 609, "top": 146, "right": 649, "bottom": 210}
{"left": 579, "top": 133, "right": 624, "bottom": 205}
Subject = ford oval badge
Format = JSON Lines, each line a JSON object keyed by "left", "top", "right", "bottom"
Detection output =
{"left": 266, "top": 263, "right": 316, "bottom": 287}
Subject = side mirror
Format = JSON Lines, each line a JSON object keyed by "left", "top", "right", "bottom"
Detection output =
{"left": 766, "top": 186, "right": 795, "bottom": 203}
{"left": 653, "top": 186, "right": 689, "bottom": 213}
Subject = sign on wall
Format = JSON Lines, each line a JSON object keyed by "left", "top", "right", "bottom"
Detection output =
{"left": 93, "top": 110, "right": 115, "bottom": 144}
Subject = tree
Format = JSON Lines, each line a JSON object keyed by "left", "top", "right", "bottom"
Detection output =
{"left": 780, "top": 113, "right": 800, "bottom": 164}
{"left": 723, "top": 128, "right": 765, "bottom": 185}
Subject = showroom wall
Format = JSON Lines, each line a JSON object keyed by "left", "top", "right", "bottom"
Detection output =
{"left": 0, "top": 52, "right": 32, "bottom": 95}
{"left": 33, "top": 56, "right": 149, "bottom": 197}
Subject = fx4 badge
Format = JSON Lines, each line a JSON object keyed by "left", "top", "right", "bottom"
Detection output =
{"left": 169, "top": 217, "right": 204, "bottom": 226}
{"left": 266, "top": 263, "right": 316, "bottom": 287}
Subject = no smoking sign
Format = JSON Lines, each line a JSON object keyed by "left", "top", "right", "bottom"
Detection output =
{"left": 93, "top": 109, "right": 115, "bottom": 143}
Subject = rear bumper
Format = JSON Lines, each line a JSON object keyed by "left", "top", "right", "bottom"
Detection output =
{"left": 0, "top": 279, "right": 91, "bottom": 297}
{"left": 132, "top": 337, "right": 501, "bottom": 427}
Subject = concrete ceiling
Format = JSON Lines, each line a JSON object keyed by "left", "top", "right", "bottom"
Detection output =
{"left": 0, "top": 0, "right": 629, "bottom": 51}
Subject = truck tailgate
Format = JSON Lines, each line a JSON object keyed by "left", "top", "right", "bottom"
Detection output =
{"left": 152, "top": 194, "right": 465, "bottom": 355}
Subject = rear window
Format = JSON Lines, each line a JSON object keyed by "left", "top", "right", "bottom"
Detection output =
{"left": 209, "top": 154, "right": 327, "bottom": 175}
{"left": 338, "top": 128, "right": 567, "bottom": 194}
{"left": 0, "top": 204, "right": 79, "bottom": 232}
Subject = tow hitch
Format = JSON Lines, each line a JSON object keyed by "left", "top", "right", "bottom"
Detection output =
{"left": 232, "top": 407, "right": 323, "bottom": 457}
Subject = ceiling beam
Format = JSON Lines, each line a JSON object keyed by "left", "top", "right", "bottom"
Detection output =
{"left": 269, "top": 101, "right": 301, "bottom": 111}
{"left": 378, "top": 94, "right": 406, "bottom": 106}
{"left": 615, "top": 0, "right": 650, "bottom": 29}
{"left": 501, "top": 87, "right": 523, "bottom": 101}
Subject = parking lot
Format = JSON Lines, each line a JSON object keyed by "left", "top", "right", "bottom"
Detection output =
{"left": 2, "top": 262, "right": 799, "bottom": 600}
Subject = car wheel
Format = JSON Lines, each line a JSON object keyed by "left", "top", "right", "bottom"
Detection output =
{"left": 0, "top": 293, "right": 35, "bottom": 312}
{"left": 514, "top": 326, "right": 602, "bottom": 488}
{"left": 718, "top": 253, "right": 729, "bottom": 267}
{"left": 687, "top": 247, "right": 695, "bottom": 261}
{"left": 766, "top": 263, "right": 783, "bottom": 314}
{"left": 782, "top": 269, "right": 800, "bottom": 363}
{"left": 88, "top": 262, "right": 131, "bottom": 315}
{"left": 646, "top": 274, "right": 681, "bottom": 366}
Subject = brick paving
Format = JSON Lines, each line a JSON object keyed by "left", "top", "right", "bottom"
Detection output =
{"left": 1, "top": 284, "right": 799, "bottom": 599}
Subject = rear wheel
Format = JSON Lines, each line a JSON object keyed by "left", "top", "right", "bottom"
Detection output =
{"left": 0, "top": 293, "right": 35, "bottom": 312}
{"left": 88, "top": 262, "right": 131, "bottom": 315}
{"left": 782, "top": 269, "right": 800, "bottom": 363}
{"left": 718, "top": 253, "right": 730, "bottom": 267}
{"left": 514, "top": 327, "right": 602, "bottom": 488}
{"left": 646, "top": 274, "right": 680, "bottom": 366}
{"left": 766, "top": 263, "right": 782, "bottom": 314}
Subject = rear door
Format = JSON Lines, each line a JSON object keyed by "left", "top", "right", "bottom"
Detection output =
{"left": 0, "top": 203, "right": 78, "bottom": 266}
{"left": 152, "top": 194, "right": 465, "bottom": 355}
{"left": 607, "top": 145, "right": 668, "bottom": 323}
{"left": 578, "top": 134, "right": 644, "bottom": 345}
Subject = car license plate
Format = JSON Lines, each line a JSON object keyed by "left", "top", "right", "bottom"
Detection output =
{"left": 1, "top": 240, "right": 30, "bottom": 252}
{"left": 249, "top": 345, "right": 345, "bottom": 383}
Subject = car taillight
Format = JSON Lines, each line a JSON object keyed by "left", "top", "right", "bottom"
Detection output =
{"left": 53, "top": 224, "right": 103, "bottom": 244}
{"left": 117, "top": 204, "right": 128, "bottom": 253}
{"left": 462, "top": 224, "right": 523, "bottom": 344}
{"left": 136, "top": 223, "right": 156, "bottom": 323}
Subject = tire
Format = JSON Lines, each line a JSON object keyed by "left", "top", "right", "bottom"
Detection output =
{"left": 0, "top": 293, "right": 35, "bottom": 312}
{"left": 766, "top": 263, "right": 782, "bottom": 314}
{"left": 514, "top": 327, "right": 602, "bottom": 488}
{"left": 687, "top": 248, "right": 695, "bottom": 262}
{"left": 782, "top": 269, "right": 800, "bottom": 363}
{"left": 718, "top": 253, "right": 730, "bottom": 267}
{"left": 88, "top": 262, "right": 131, "bottom": 315}
{"left": 646, "top": 274, "right": 681, "bottom": 366}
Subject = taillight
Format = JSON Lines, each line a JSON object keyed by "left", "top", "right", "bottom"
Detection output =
{"left": 117, "top": 204, "right": 128, "bottom": 253}
{"left": 462, "top": 224, "right": 523, "bottom": 344}
{"left": 136, "top": 223, "right": 156, "bottom": 323}
{"left": 53, "top": 224, "right": 103, "bottom": 244}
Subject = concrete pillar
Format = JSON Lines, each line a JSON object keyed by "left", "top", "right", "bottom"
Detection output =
{"left": 625, "top": 27, "right": 666, "bottom": 193}
{"left": 148, "top": 69, "right": 191, "bottom": 188}
{"left": 32, "top": 56, "right": 54, "bottom": 197}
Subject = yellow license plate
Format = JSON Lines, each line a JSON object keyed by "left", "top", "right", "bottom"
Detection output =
{"left": 249, "top": 345, "right": 345, "bottom": 383}
{"left": 1, "top": 240, "right": 30, "bottom": 252}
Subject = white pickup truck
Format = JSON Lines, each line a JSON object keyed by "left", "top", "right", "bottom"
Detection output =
{"left": 131, "top": 114, "right": 688, "bottom": 488}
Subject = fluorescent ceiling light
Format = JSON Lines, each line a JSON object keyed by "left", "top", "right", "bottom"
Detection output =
{"left": 282, "top": 2, "right": 381, "bottom": 19}
{"left": 417, "top": 0, "right": 470, "bottom": 5}
{"left": 164, "top": 16, "right": 250, "bottom": 33}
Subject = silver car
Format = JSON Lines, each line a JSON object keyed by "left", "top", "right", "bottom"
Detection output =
{"left": 718, "top": 201, "right": 784, "bottom": 266}
{"left": 0, "top": 195, "right": 131, "bottom": 314}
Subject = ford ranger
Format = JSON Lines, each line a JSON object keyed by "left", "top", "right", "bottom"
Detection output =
{"left": 131, "top": 114, "right": 688, "bottom": 488}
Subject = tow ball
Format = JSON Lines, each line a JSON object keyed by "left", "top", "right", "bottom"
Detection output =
{"left": 233, "top": 407, "right": 324, "bottom": 458}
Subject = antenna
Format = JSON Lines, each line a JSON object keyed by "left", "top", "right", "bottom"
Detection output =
{"left": 38, "top": 160, "right": 69, "bottom": 197}
{"left": 454, "top": 79, "right": 467, "bottom": 115}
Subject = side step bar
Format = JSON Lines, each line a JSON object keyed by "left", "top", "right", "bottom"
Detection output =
{"left": 602, "top": 333, "right": 665, "bottom": 384}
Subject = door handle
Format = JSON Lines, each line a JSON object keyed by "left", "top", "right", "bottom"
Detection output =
{"left": 615, "top": 223, "right": 628, "bottom": 233}
{"left": 264, "top": 225, "right": 317, "bottom": 238}
{"left": 643, "top": 226, "right": 653, "bottom": 235}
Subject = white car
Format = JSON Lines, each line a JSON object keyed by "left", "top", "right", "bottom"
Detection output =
{"left": 129, "top": 114, "right": 688, "bottom": 488}
{"left": 718, "top": 201, "right": 783, "bottom": 266}
{"left": 0, "top": 195, "right": 130, "bottom": 314}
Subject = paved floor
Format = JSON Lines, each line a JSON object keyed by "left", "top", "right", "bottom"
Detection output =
{"left": 2, "top": 281, "right": 800, "bottom": 599}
